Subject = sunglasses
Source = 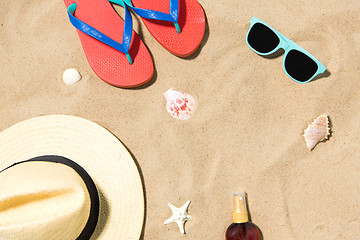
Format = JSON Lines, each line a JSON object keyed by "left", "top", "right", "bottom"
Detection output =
{"left": 246, "top": 17, "right": 326, "bottom": 84}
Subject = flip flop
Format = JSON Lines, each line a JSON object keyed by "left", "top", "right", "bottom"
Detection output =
{"left": 64, "top": 0, "right": 153, "bottom": 88}
{"left": 123, "top": 0, "right": 206, "bottom": 57}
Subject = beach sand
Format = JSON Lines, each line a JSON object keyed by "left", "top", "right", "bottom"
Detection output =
{"left": 1, "top": 0, "right": 360, "bottom": 239}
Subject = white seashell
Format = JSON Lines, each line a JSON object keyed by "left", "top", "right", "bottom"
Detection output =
{"left": 62, "top": 68, "right": 81, "bottom": 85}
{"left": 163, "top": 88, "right": 196, "bottom": 120}
{"left": 303, "top": 113, "right": 330, "bottom": 150}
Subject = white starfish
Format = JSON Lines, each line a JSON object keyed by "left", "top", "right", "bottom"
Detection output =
{"left": 164, "top": 200, "right": 192, "bottom": 234}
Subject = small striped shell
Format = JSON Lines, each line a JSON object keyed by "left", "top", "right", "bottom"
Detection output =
{"left": 303, "top": 113, "right": 330, "bottom": 150}
{"left": 163, "top": 88, "right": 195, "bottom": 120}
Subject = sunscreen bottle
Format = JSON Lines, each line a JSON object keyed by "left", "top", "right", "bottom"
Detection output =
{"left": 225, "top": 192, "right": 260, "bottom": 240}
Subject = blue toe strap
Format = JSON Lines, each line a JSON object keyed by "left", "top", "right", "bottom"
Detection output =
{"left": 67, "top": 3, "right": 133, "bottom": 64}
{"left": 112, "top": 0, "right": 181, "bottom": 33}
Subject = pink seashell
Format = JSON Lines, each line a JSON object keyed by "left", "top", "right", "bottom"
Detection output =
{"left": 163, "top": 88, "right": 196, "bottom": 120}
{"left": 303, "top": 113, "right": 330, "bottom": 150}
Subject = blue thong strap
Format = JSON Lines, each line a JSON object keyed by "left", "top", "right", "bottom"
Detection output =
{"left": 67, "top": 3, "right": 133, "bottom": 64}
{"left": 111, "top": 0, "right": 181, "bottom": 33}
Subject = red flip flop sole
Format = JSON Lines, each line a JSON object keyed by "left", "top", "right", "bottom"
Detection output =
{"left": 64, "top": 0, "right": 153, "bottom": 87}
{"left": 131, "top": 0, "right": 206, "bottom": 57}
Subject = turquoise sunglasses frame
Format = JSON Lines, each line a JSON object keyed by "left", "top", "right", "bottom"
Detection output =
{"left": 246, "top": 17, "right": 326, "bottom": 84}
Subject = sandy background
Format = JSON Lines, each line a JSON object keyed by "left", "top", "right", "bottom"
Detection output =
{"left": 1, "top": 0, "right": 360, "bottom": 239}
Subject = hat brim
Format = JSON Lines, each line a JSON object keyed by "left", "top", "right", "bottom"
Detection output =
{"left": 0, "top": 115, "right": 144, "bottom": 240}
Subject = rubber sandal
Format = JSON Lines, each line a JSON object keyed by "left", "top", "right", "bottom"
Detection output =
{"left": 64, "top": 0, "right": 153, "bottom": 88}
{"left": 122, "top": 0, "right": 206, "bottom": 57}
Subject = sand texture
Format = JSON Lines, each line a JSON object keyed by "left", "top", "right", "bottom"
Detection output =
{"left": 1, "top": 0, "right": 360, "bottom": 239}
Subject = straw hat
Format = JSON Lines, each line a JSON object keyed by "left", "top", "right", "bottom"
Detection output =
{"left": 0, "top": 115, "right": 144, "bottom": 240}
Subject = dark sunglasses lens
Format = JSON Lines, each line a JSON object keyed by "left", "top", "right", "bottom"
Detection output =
{"left": 247, "top": 23, "right": 280, "bottom": 53}
{"left": 284, "top": 50, "right": 318, "bottom": 82}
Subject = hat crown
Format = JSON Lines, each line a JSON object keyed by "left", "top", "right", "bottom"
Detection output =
{"left": 0, "top": 161, "right": 91, "bottom": 240}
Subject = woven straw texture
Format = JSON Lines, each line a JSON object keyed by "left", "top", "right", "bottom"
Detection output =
{"left": 0, "top": 161, "right": 91, "bottom": 239}
{"left": 0, "top": 115, "right": 144, "bottom": 240}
